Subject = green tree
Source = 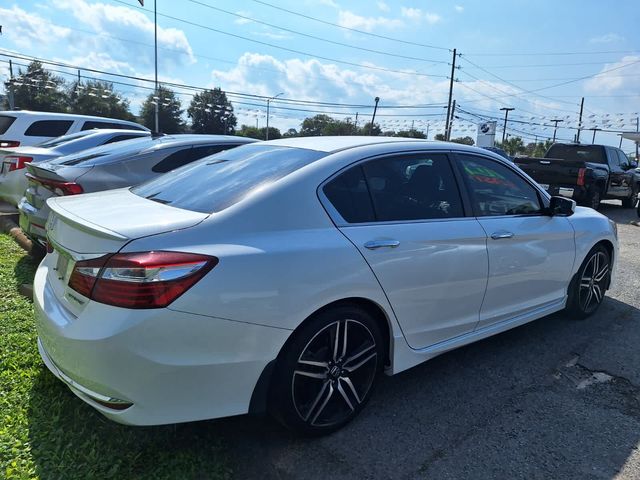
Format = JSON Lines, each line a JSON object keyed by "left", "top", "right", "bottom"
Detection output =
{"left": 236, "top": 125, "right": 281, "bottom": 140}
{"left": 496, "top": 136, "right": 526, "bottom": 156}
{"left": 4, "top": 61, "right": 67, "bottom": 112}
{"left": 360, "top": 122, "right": 381, "bottom": 136}
{"left": 67, "top": 80, "right": 135, "bottom": 121}
{"left": 434, "top": 133, "right": 447, "bottom": 141}
{"left": 140, "top": 85, "right": 185, "bottom": 133}
{"left": 300, "top": 114, "right": 334, "bottom": 136}
{"left": 283, "top": 128, "right": 298, "bottom": 138}
{"left": 395, "top": 129, "right": 426, "bottom": 139}
{"left": 187, "top": 88, "right": 236, "bottom": 134}
{"left": 450, "top": 136, "right": 475, "bottom": 146}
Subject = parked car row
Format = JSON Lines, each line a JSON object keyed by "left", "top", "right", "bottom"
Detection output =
{"left": 26, "top": 134, "right": 617, "bottom": 435}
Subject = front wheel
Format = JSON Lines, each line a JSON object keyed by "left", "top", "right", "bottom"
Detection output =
{"left": 565, "top": 245, "right": 611, "bottom": 319}
{"left": 269, "top": 304, "right": 383, "bottom": 435}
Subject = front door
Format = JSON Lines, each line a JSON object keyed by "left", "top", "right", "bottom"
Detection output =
{"left": 322, "top": 152, "right": 488, "bottom": 349}
{"left": 455, "top": 153, "right": 576, "bottom": 328}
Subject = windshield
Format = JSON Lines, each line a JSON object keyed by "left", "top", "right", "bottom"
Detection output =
{"left": 36, "top": 130, "right": 93, "bottom": 148}
{"left": 547, "top": 144, "right": 606, "bottom": 164}
{"left": 50, "top": 136, "right": 155, "bottom": 166}
{"left": 132, "top": 144, "right": 327, "bottom": 213}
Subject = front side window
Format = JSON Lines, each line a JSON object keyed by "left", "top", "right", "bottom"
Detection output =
{"left": 458, "top": 154, "right": 542, "bottom": 216}
{"left": 152, "top": 148, "right": 192, "bottom": 173}
{"left": 324, "top": 153, "right": 464, "bottom": 223}
{"left": 24, "top": 120, "right": 73, "bottom": 137}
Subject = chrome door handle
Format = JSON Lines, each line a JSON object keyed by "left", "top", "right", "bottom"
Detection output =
{"left": 364, "top": 240, "right": 400, "bottom": 250}
{"left": 491, "top": 231, "right": 514, "bottom": 240}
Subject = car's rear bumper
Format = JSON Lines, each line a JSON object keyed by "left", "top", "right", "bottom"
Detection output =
{"left": 33, "top": 258, "right": 291, "bottom": 426}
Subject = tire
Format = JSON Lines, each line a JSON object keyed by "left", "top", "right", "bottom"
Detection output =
{"left": 565, "top": 244, "right": 611, "bottom": 320}
{"left": 269, "top": 304, "right": 384, "bottom": 436}
{"left": 586, "top": 188, "right": 601, "bottom": 210}
{"left": 621, "top": 186, "right": 638, "bottom": 209}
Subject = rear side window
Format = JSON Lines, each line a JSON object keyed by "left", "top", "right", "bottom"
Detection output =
{"left": 190, "top": 144, "right": 238, "bottom": 160}
{"left": 103, "top": 134, "right": 146, "bottom": 145}
{"left": 324, "top": 166, "right": 375, "bottom": 223}
{"left": 132, "top": 144, "right": 326, "bottom": 213}
{"left": 0, "top": 115, "right": 16, "bottom": 134}
{"left": 152, "top": 148, "right": 192, "bottom": 173}
{"left": 81, "top": 121, "right": 142, "bottom": 131}
{"left": 546, "top": 144, "right": 606, "bottom": 164}
{"left": 24, "top": 120, "right": 73, "bottom": 137}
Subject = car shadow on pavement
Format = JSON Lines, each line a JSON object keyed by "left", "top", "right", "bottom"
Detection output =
{"left": 27, "top": 297, "right": 640, "bottom": 479}
{"left": 598, "top": 201, "right": 639, "bottom": 224}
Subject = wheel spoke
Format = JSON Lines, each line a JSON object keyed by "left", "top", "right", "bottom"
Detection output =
{"left": 340, "top": 376, "right": 362, "bottom": 404}
{"left": 331, "top": 320, "right": 349, "bottom": 361}
{"left": 336, "top": 379, "right": 355, "bottom": 412}
{"left": 592, "top": 253, "right": 599, "bottom": 278}
{"left": 580, "top": 277, "right": 591, "bottom": 289}
{"left": 594, "top": 263, "right": 609, "bottom": 282}
{"left": 592, "top": 284, "right": 602, "bottom": 304}
{"left": 294, "top": 361, "right": 328, "bottom": 379}
{"left": 582, "top": 285, "right": 593, "bottom": 310}
{"left": 308, "top": 382, "right": 334, "bottom": 425}
{"left": 344, "top": 351, "right": 377, "bottom": 373}
{"left": 344, "top": 344, "right": 375, "bottom": 367}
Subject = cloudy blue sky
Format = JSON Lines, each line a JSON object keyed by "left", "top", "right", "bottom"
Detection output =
{"left": 0, "top": 0, "right": 639, "bottom": 149}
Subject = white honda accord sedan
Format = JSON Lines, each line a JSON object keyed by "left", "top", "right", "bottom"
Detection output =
{"left": 34, "top": 137, "right": 617, "bottom": 435}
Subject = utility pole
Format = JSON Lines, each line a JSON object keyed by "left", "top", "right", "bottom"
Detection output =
{"left": 444, "top": 48, "right": 457, "bottom": 141}
{"left": 7, "top": 59, "right": 14, "bottom": 110}
{"left": 153, "top": 0, "right": 159, "bottom": 132}
{"left": 426, "top": 122, "right": 430, "bottom": 139}
{"left": 636, "top": 116, "right": 639, "bottom": 162}
{"left": 550, "top": 119, "right": 564, "bottom": 142}
{"left": 354, "top": 112, "right": 359, "bottom": 129}
{"left": 369, "top": 96, "right": 380, "bottom": 135}
{"left": 576, "top": 97, "right": 584, "bottom": 143}
{"left": 591, "top": 127, "right": 601, "bottom": 144}
{"left": 266, "top": 92, "right": 284, "bottom": 140}
{"left": 448, "top": 100, "right": 456, "bottom": 140}
{"left": 500, "top": 107, "right": 514, "bottom": 143}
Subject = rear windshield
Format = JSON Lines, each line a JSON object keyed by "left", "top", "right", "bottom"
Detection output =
{"left": 36, "top": 130, "right": 94, "bottom": 148}
{"left": 546, "top": 144, "right": 606, "bottom": 164}
{"left": 132, "top": 144, "right": 327, "bottom": 213}
{"left": 51, "top": 136, "right": 155, "bottom": 166}
{"left": 0, "top": 115, "right": 16, "bottom": 135}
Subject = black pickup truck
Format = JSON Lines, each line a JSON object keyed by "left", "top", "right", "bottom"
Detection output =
{"left": 515, "top": 143, "right": 639, "bottom": 209}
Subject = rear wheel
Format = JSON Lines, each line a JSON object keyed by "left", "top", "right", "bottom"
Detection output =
{"left": 269, "top": 304, "right": 383, "bottom": 435}
{"left": 586, "top": 188, "right": 601, "bottom": 210}
{"left": 565, "top": 245, "right": 610, "bottom": 319}
{"left": 621, "top": 185, "right": 638, "bottom": 209}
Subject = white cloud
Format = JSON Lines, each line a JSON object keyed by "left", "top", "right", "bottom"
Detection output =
{"left": 318, "top": 0, "right": 339, "bottom": 7}
{"left": 400, "top": 7, "right": 442, "bottom": 24}
{"left": 234, "top": 11, "right": 253, "bottom": 25}
{"left": 51, "top": 0, "right": 195, "bottom": 69}
{"left": 584, "top": 56, "right": 640, "bottom": 95}
{"left": 589, "top": 33, "right": 623, "bottom": 44}
{"left": 377, "top": 1, "right": 390, "bottom": 12}
{"left": 455, "top": 5, "right": 464, "bottom": 12}
{"left": 0, "top": 5, "right": 72, "bottom": 49}
{"left": 337, "top": 11, "right": 404, "bottom": 32}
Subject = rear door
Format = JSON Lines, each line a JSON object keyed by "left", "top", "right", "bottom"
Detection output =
{"left": 454, "top": 153, "right": 575, "bottom": 328}
{"left": 606, "top": 147, "right": 626, "bottom": 197}
{"left": 322, "top": 151, "right": 488, "bottom": 350}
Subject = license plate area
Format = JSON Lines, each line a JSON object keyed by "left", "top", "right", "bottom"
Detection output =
{"left": 54, "top": 248, "right": 73, "bottom": 284}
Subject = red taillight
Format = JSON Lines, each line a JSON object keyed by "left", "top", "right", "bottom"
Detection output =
{"left": 4, "top": 155, "right": 32, "bottom": 172}
{"left": 0, "top": 140, "right": 20, "bottom": 148}
{"left": 68, "top": 251, "right": 218, "bottom": 309}
{"left": 577, "top": 167, "right": 586, "bottom": 186}
{"left": 25, "top": 172, "right": 84, "bottom": 196}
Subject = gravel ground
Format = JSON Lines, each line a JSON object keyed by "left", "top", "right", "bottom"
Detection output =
{"left": 212, "top": 201, "right": 640, "bottom": 480}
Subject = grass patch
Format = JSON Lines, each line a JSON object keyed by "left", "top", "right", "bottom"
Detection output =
{"left": 0, "top": 234, "right": 231, "bottom": 479}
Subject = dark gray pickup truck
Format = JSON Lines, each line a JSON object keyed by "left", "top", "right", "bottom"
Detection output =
{"left": 515, "top": 143, "right": 639, "bottom": 209}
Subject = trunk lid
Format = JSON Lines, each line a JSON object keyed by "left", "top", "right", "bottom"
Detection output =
{"left": 44, "top": 188, "right": 209, "bottom": 317}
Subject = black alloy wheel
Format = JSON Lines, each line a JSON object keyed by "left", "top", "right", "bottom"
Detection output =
{"left": 566, "top": 245, "right": 610, "bottom": 319}
{"left": 270, "top": 305, "right": 383, "bottom": 435}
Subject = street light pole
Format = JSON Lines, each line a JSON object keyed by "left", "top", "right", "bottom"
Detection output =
{"left": 266, "top": 92, "right": 284, "bottom": 140}
{"left": 153, "top": 0, "right": 159, "bottom": 132}
{"left": 369, "top": 96, "right": 380, "bottom": 135}
{"left": 500, "top": 107, "right": 514, "bottom": 143}
{"left": 550, "top": 119, "right": 564, "bottom": 142}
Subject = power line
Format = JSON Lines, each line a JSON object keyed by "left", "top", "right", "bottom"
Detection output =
{"left": 110, "top": 0, "right": 448, "bottom": 78}
{"left": 250, "top": 0, "right": 450, "bottom": 51}
{"left": 186, "top": 0, "right": 449, "bottom": 64}
{"left": 464, "top": 49, "right": 639, "bottom": 57}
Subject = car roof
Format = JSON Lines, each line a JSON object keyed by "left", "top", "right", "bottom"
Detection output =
{"left": 151, "top": 134, "right": 257, "bottom": 146}
{"left": 262, "top": 136, "right": 489, "bottom": 154}
{"left": 0, "top": 110, "right": 143, "bottom": 124}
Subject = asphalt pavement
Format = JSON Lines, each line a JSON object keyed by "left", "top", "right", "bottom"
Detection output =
{"left": 210, "top": 201, "right": 640, "bottom": 479}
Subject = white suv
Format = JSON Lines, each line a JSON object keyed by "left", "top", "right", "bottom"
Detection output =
{"left": 0, "top": 111, "right": 149, "bottom": 148}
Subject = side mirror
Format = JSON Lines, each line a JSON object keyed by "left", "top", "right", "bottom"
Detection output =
{"left": 630, "top": 161, "right": 638, "bottom": 169}
{"left": 549, "top": 196, "right": 576, "bottom": 216}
